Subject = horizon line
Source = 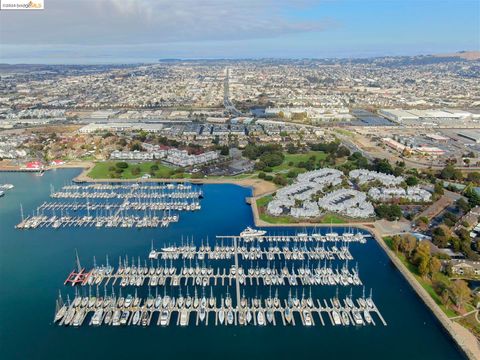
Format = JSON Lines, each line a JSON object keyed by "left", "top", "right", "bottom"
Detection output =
{"left": 1, "top": 49, "right": 479, "bottom": 66}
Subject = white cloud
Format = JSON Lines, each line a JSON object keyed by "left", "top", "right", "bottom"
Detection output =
{"left": 0, "top": 0, "right": 330, "bottom": 46}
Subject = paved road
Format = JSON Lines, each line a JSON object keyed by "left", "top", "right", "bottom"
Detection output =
{"left": 223, "top": 68, "right": 245, "bottom": 117}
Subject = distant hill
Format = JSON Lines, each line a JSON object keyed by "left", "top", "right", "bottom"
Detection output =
{"left": 434, "top": 51, "right": 480, "bottom": 61}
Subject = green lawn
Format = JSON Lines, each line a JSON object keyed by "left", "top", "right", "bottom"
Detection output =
{"left": 256, "top": 195, "right": 273, "bottom": 208}
{"left": 320, "top": 213, "right": 347, "bottom": 224}
{"left": 259, "top": 212, "right": 298, "bottom": 224}
{"left": 258, "top": 211, "right": 351, "bottom": 225}
{"left": 88, "top": 161, "right": 175, "bottom": 179}
{"left": 272, "top": 151, "right": 327, "bottom": 172}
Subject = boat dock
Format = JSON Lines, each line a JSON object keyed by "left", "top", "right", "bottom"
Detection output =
{"left": 56, "top": 294, "right": 385, "bottom": 328}
{"left": 15, "top": 182, "right": 204, "bottom": 230}
{"left": 54, "top": 227, "right": 386, "bottom": 328}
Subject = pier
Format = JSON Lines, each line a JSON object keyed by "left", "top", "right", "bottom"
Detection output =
{"left": 54, "top": 228, "right": 386, "bottom": 328}
{"left": 15, "top": 182, "right": 203, "bottom": 230}
{"left": 56, "top": 292, "right": 385, "bottom": 328}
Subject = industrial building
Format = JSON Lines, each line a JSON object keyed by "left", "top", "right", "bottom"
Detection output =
{"left": 378, "top": 108, "right": 478, "bottom": 126}
{"left": 457, "top": 130, "right": 480, "bottom": 143}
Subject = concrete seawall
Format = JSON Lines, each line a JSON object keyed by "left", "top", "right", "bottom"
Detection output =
{"left": 371, "top": 228, "right": 480, "bottom": 360}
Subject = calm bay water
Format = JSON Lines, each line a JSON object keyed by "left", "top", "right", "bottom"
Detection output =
{"left": 0, "top": 169, "right": 465, "bottom": 360}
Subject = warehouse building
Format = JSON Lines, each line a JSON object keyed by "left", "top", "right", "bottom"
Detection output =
{"left": 458, "top": 130, "right": 480, "bottom": 143}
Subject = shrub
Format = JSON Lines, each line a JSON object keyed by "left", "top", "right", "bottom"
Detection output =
{"left": 287, "top": 169, "right": 298, "bottom": 178}
{"left": 273, "top": 175, "right": 288, "bottom": 186}
{"left": 131, "top": 166, "right": 141, "bottom": 176}
{"left": 116, "top": 162, "right": 129, "bottom": 169}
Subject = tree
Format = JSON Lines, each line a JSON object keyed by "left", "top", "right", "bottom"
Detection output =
{"left": 102, "top": 132, "right": 114, "bottom": 139}
{"left": 466, "top": 172, "right": 480, "bottom": 185}
{"left": 440, "top": 165, "right": 462, "bottom": 180}
{"left": 443, "top": 211, "right": 458, "bottom": 227}
{"left": 428, "top": 257, "right": 442, "bottom": 277}
{"left": 432, "top": 226, "right": 448, "bottom": 248}
{"left": 456, "top": 228, "right": 471, "bottom": 242}
{"left": 449, "top": 280, "right": 472, "bottom": 309}
{"left": 441, "top": 288, "right": 451, "bottom": 307}
{"left": 456, "top": 198, "right": 471, "bottom": 213}
{"left": 150, "top": 164, "right": 159, "bottom": 171}
{"left": 254, "top": 161, "right": 266, "bottom": 171}
{"left": 286, "top": 143, "right": 297, "bottom": 154}
{"left": 373, "top": 158, "right": 393, "bottom": 175}
{"left": 400, "top": 234, "right": 417, "bottom": 257}
{"left": 273, "top": 175, "right": 288, "bottom": 186}
{"left": 418, "top": 257, "right": 430, "bottom": 277}
{"left": 287, "top": 169, "right": 298, "bottom": 178}
{"left": 391, "top": 235, "right": 401, "bottom": 252}
{"left": 259, "top": 152, "right": 284, "bottom": 167}
{"left": 375, "top": 204, "right": 402, "bottom": 221}
{"left": 310, "top": 141, "right": 339, "bottom": 154}
{"left": 129, "top": 141, "right": 142, "bottom": 151}
{"left": 434, "top": 181, "right": 444, "bottom": 196}
{"left": 464, "top": 185, "right": 480, "bottom": 207}
{"left": 417, "top": 216, "right": 429, "bottom": 225}
{"left": 219, "top": 146, "right": 229, "bottom": 156}
{"left": 392, "top": 166, "right": 401, "bottom": 177}
{"left": 336, "top": 146, "right": 351, "bottom": 158}
{"left": 406, "top": 176, "right": 419, "bottom": 186}
{"left": 413, "top": 241, "right": 431, "bottom": 276}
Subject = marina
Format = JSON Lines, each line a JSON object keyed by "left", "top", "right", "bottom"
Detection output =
{"left": 15, "top": 182, "right": 203, "bottom": 229}
{"left": 0, "top": 169, "right": 466, "bottom": 360}
{"left": 55, "top": 228, "right": 383, "bottom": 328}
{"left": 54, "top": 291, "right": 384, "bottom": 328}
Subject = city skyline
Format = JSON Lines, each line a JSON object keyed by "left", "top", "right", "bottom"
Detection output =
{"left": 0, "top": 0, "right": 478, "bottom": 64}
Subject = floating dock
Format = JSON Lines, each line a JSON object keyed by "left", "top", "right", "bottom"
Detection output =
{"left": 16, "top": 182, "right": 204, "bottom": 229}
{"left": 55, "top": 228, "right": 386, "bottom": 328}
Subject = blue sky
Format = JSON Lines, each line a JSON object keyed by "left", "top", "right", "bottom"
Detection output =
{"left": 0, "top": 0, "right": 478, "bottom": 63}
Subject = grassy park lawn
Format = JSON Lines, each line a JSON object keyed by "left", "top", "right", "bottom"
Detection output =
{"left": 320, "top": 213, "right": 347, "bottom": 224}
{"left": 256, "top": 195, "right": 273, "bottom": 208}
{"left": 88, "top": 161, "right": 175, "bottom": 179}
{"left": 272, "top": 151, "right": 327, "bottom": 172}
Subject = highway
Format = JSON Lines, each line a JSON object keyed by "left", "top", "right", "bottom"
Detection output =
{"left": 223, "top": 68, "right": 245, "bottom": 117}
